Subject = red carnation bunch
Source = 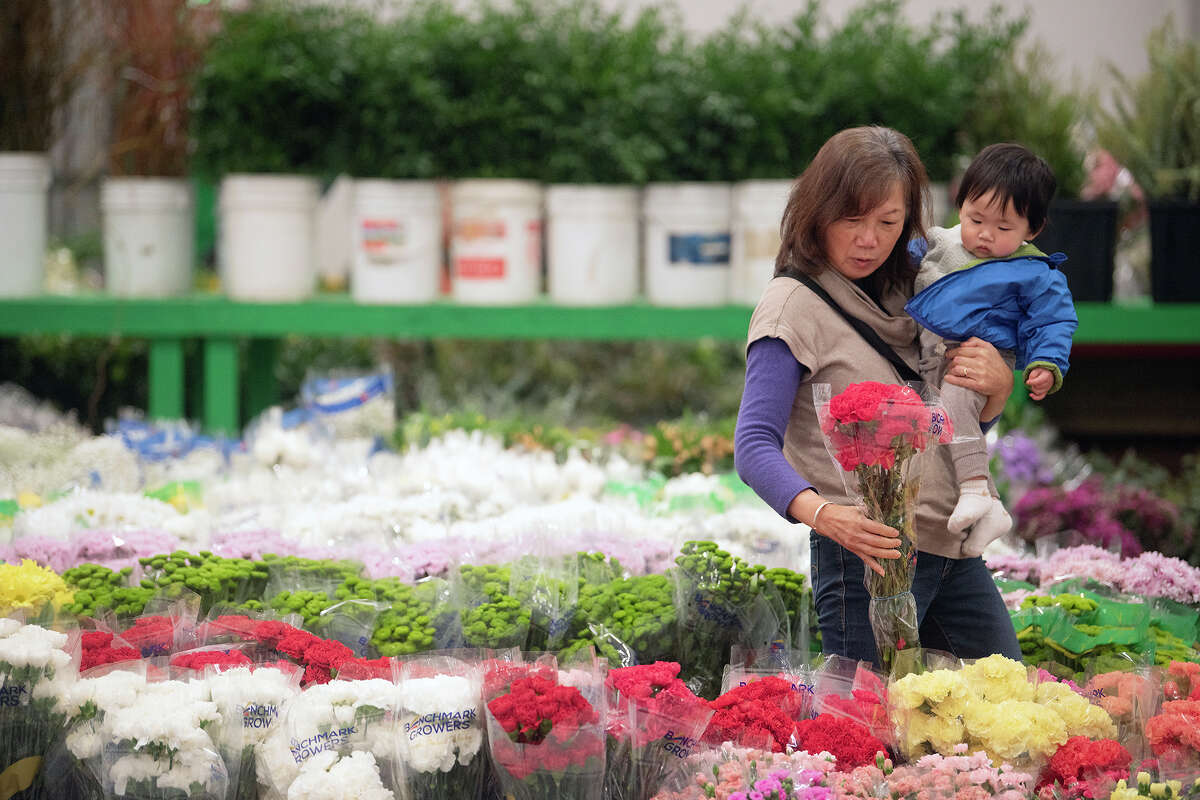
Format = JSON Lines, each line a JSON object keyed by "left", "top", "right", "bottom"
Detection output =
{"left": 80, "top": 631, "right": 140, "bottom": 671}
{"left": 488, "top": 675, "right": 599, "bottom": 745}
{"left": 1165, "top": 662, "right": 1200, "bottom": 702}
{"left": 607, "top": 661, "right": 700, "bottom": 710}
{"left": 792, "top": 713, "right": 886, "bottom": 767}
{"left": 703, "top": 676, "right": 804, "bottom": 753}
{"left": 171, "top": 649, "right": 254, "bottom": 672}
{"left": 486, "top": 672, "right": 605, "bottom": 789}
{"left": 1146, "top": 700, "right": 1200, "bottom": 759}
{"left": 1036, "top": 736, "right": 1131, "bottom": 800}
{"left": 821, "top": 381, "right": 950, "bottom": 472}
{"left": 120, "top": 615, "right": 178, "bottom": 657}
{"left": 251, "top": 620, "right": 294, "bottom": 649}
{"left": 332, "top": 656, "right": 394, "bottom": 681}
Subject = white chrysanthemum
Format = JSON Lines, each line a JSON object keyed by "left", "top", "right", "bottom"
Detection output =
{"left": 106, "top": 693, "right": 221, "bottom": 752}
{"left": 287, "top": 750, "right": 394, "bottom": 800}
{"left": 0, "top": 624, "right": 70, "bottom": 669}
{"left": 204, "top": 666, "right": 301, "bottom": 747}
{"left": 396, "top": 675, "right": 482, "bottom": 773}
{"left": 12, "top": 490, "right": 183, "bottom": 540}
{"left": 262, "top": 678, "right": 402, "bottom": 796}
{"left": 108, "top": 746, "right": 225, "bottom": 797}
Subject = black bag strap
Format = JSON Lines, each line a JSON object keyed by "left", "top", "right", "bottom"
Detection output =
{"left": 793, "top": 273, "right": 923, "bottom": 384}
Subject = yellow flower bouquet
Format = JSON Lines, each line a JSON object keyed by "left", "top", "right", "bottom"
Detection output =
{"left": 889, "top": 654, "right": 1116, "bottom": 769}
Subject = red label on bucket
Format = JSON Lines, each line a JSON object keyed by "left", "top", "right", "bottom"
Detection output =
{"left": 456, "top": 257, "right": 506, "bottom": 279}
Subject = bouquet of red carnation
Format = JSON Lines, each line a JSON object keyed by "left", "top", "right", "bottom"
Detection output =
{"left": 169, "top": 645, "right": 254, "bottom": 673}
{"left": 703, "top": 676, "right": 802, "bottom": 753}
{"left": 815, "top": 381, "right": 952, "bottom": 672}
{"left": 792, "top": 713, "right": 886, "bottom": 768}
{"left": 485, "top": 669, "right": 605, "bottom": 800}
{"left": 1145, "top": 699, "right": 1200, "bottom": 776}
{"left": 119, "top": 614, "right": 179, "bottom": 658}
{"left": 80, "top": 630, "right": 140, "bottom": 671}
{"left": 605, "top": 662, "right": 713, "bottom": 800}
{"left": 813, "top": 660, "right": 894, "bottom": 749}
{"left": 1036, "top": 736, "right": 1132, "bottom": 800}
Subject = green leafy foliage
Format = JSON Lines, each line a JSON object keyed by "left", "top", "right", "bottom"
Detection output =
{"left": 1093, "top": 20, "right": 1200, "bottom": 200}
{"left": 190, "top": 0, "right": 1027, "bottom": 183}
{"left": 957, "top": 44, "right": 1088, "bottom": 198}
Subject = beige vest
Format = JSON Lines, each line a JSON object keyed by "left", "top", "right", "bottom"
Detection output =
{"left": 746, "top": 271, "right": 965, "bottom": 558}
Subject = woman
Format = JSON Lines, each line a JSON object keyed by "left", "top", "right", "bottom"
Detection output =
{"left": 733, "top": 126, "right": 1022, "bottom": 665}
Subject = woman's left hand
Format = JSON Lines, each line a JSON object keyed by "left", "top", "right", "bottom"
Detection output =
{"left": 945, "top": 337, "right": 1013, "bottom": 420}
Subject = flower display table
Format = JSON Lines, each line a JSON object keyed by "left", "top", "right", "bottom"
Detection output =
{"left": 0, "top": 295, "right": 1197, "bottom": 433}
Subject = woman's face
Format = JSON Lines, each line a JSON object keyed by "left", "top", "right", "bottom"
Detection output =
{"left": 822, "top": 182, "right": 907, "bottom": 281}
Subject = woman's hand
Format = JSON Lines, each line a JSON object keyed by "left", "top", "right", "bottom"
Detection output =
{"left": 791, "top": 491, "right": 900, "bottom": 576}
{"left": 944, "top": 337, "right": 1013, "bottom": 421}
{"left": 817, "top": 504, "right": 901, "bottom": 576}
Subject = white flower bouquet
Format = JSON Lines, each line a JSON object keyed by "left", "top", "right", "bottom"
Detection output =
{"left": 98, "top": 679, "right": 228, "bottom": 799}
{"left": 0, "top": 620, "right": 78, "bottom": 799}
{"left": 202, "top": 664, "right": 302, "bottom": 800}
{"left": 258, "top": 677, "right": 402, "bottom": 800}
{"left": 393, "top": 656, "right": 486, "bottom": 800}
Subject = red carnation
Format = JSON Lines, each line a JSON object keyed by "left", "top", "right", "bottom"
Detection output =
{"left": 171, "top": 649, "right": 254, "bottom": 671}
{"left": 703, "top": 676, "right": 806, "bottom": 753}
{"left": 792, "top": 713, "right": 885, "bottom": 767}
{"left": 1036, "top": 736, "right": 1131, "bottom": 799}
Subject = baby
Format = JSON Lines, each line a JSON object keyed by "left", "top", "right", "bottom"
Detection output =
{"left": 906, "top": 143, "right": 1078, "bottom": 557}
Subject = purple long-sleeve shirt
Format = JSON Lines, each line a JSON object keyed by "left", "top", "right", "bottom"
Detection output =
{"left": 734, "top": 336, "right": 999, "bottom": 524}
{"left": 733, "top": 337, "right": 813, "bottom": 522}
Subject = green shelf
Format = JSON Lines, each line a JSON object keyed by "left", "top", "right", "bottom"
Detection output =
{"left": 1, "top": 294, "right": 1197, "bottom": 434}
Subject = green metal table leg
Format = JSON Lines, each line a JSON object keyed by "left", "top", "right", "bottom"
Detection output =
{"left": 245, "top": 338, "right": 281, "bottom": 422}
{"left": 203, "top": 337, "right": 240, "bottom": 435}
{"left": 147, "top": 338, "right": 185, "bottom": 421}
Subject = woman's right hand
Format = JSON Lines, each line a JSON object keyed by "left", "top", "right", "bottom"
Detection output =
{"left": 813, "top": 504, "right": 902, "bottom": 576}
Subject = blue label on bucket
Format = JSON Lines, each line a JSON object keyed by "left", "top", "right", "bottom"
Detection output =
{"left": 668, "top": 233, "right": 731, "bottom": 265}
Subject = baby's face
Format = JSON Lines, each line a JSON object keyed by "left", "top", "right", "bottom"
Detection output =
{"left": 959, "top": 190, "right": 1034, "bottom": 260}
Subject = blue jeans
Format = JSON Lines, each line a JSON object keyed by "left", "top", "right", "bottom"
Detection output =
{"left": 810, "top": 532, "right": 1021, "bottom": 666}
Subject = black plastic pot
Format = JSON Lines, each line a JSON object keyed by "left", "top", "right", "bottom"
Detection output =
{"left": 1149, "top": 199, "right": 1200, "bottom": 302}
{"left": 1035, "top": 198, "right": 1119, "bottom": 302}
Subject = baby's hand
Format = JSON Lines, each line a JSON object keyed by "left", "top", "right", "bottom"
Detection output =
{"left": 1026, "top": 368, "right": 1054, "bottom": 401}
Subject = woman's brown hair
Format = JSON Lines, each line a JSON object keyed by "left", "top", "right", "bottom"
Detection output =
{"left": 775, "top": 126, "right": 929, "bottom": 295}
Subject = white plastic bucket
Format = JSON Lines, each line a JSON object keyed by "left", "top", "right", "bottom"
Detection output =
{"left": 351, "top": 179, "right": 442, "bottom": 304}
{"left": 546, "top": 184, "right": 638, "bottom": 305}
{"left": 0, "top": 153, "right": 50, "bottom": 297}
{"left": 450, "top": 180, "right": 543, "bottom": 305}
{"left": 101, "top": 177, "right": 193, "bottom": 297}
{"left": 219, "top": 174, "right": 319, "bottom": 302}
{"left": 731, "top": 180, "right": 792, "bottom": 306}
{"left": 643, "top": 183, "right": 732, "bottom": 306}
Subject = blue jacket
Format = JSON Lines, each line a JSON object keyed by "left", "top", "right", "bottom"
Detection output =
{"left": 904, "top": 240, "right": 1078, "bottom": 390}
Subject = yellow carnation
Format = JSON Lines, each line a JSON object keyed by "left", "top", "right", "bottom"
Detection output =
{"left": 960, "top": 654, "right": 1035, "bottom": 703}
{"left": 963, "top": 699, "right": 1067, "bottom": 762}
{"left": 1036, "top": 682, "right": 1118, "bottom": 739}
{"left": 891, "top": 668, "right": 971, "bottom": 718}
{"left": 901, "top": 710, "right": 966, "bottom": 757}
{"left": 0, "top": 559, "right": 74, "bottom": 616}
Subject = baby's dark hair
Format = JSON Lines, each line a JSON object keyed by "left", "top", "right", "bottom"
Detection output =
{"left": 955, "top": 143, "right": 1057, "bottom": 234}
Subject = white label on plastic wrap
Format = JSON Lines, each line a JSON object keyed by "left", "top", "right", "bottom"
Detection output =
{"left": 242, "top": 703, "right": 279, "bottom": 730}
{"left": 403, "top": 707, "right": 477, "bottom": 741}
{"left": 289, "top": 727, "right": 358, "bottom": 764}
{"left": 662, "top": 730, "right": 697, "bottom": 759}
{"left": 0, "top": 685, "right": 28, "bottom": 706}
